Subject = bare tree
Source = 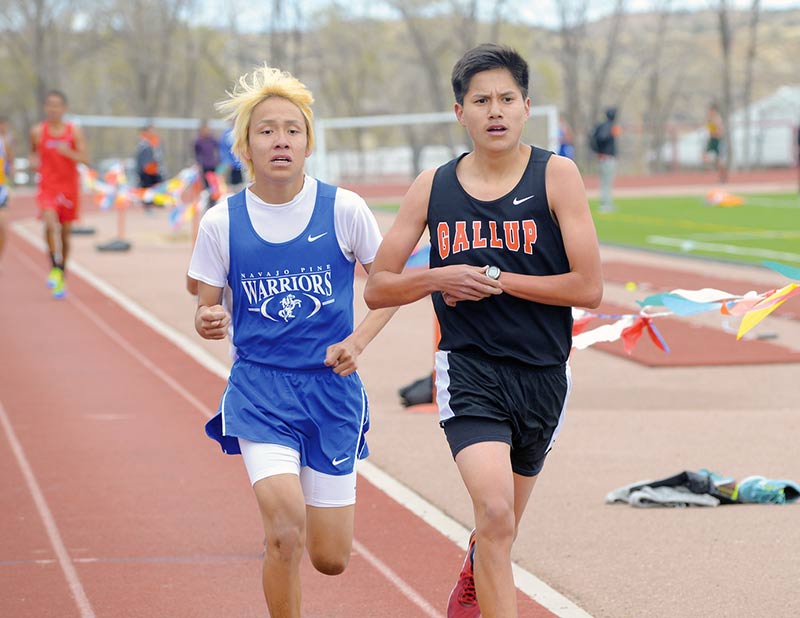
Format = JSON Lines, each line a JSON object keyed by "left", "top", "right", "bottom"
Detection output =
{"left": 112, "top": 0, "right": 192, "bottom": 118}
{"left": 387, "top": 1, "right": 452, "bottom": 115}
{"left": 586, "top": 0, "right": 627, "bottom": 134}
{"left": 555, "top": 0, "right": 589, "bottom": 159}
{"left": 309, "top": 6, "right": 389, "bottom": 176}
{"left": 740, "top": 0, "right": 762, "bottom": 169}
{"left": 715, "top": 0, "right": 735, "bottom": 172}
{"left": 643, "top": 0, "right": 673, "bottom": 171}
{"left": 488, "top": 0, "right": 507, "bottom": 41}
{"left": 262, "top": 0, "right": 304, "bottom": 73}
{"left": 0, "top": 0, "right": 110, "bottom": 109}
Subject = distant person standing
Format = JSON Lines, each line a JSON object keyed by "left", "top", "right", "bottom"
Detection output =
{"left": 0, "top": 115, "right": 15, "bottom": 262}
{"left": 135, "top": 123, "right": 165, "bottom": 211}
{"left": 135, "top": 123, "right": 165, "bottom": 189}
{"left": 30, "top": 90, "right": 89, "bottom": 298}
{"left": 704, "top": 101, "right": 728, "bottom": 183}
{"left": 219, "top": 123, "right": 243, "bottom": 188}
{"left": 590, "top": 107, "right": 621, "bottom": 213}
{"left": 194, "top": 120, "right": 219, "bottom": 190}
{"left": 557, "top": 114, "right": 575, "bottom": 160}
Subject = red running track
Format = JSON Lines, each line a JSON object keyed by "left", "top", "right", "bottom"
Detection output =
{"left": 0, "top": 232, "right": 557, "bottom": 617}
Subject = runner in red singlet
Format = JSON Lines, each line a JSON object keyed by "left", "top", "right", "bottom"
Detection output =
{"left": 29, "top": 90, "right": 89, "bottom": 298}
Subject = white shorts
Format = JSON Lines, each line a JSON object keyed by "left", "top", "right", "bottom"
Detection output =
{"left": 238, "top": 438, "right": 357, "bottom": 507}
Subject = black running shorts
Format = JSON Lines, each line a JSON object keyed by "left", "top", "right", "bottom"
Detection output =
{"left": 435, "top": 350, "right": 571, "bottom": 476}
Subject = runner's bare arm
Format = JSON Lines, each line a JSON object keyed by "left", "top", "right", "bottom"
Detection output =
{"left": 5, "top": 131, "right": 15, "bottom": 179}
{"left": 497, "top": 156, "right": 603, "bottom": 309}
{"left": 364, "top": 169, "right": 502, "bottom": 309}
{"left": 195, "top": 281, "right": 230, "bottom": 340}
{"left": 57, "top": 126, "right": 89, "bottom": 165}
{"left": 28, "top": 125, "right": 41, "bottom": 170}
{"left": 325, "top": 262, "right": 399, "bottom": 376}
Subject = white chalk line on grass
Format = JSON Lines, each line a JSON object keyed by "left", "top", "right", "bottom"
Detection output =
{"left": 646, "top": 235, "right": 800, "bottom": 262}
{"left": 683, "top": 230, "right": 800, "bottom": 241}
{"left": 0, "top": 400, "right": 97, "bottom": 618}
{"left": 14, "top": 221, "right": 594, "bottom": 618}
{"left": 740, "top": 196, "right": 800, "bottom": 208}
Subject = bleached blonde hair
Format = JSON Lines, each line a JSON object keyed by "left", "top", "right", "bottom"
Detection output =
{"left": 215, "top": 65, "right": 315, "bottom": 179}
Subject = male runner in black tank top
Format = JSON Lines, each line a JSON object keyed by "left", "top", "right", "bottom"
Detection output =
{"left": 365, "top": 44, "right": 602, "bottom": 618}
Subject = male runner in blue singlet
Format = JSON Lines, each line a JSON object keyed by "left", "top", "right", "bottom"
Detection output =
{"left": 189, "top": 65, "right": 395, "bottom": 618}
{"left": 365, "top": 44, "right": 603, "bottom": 617}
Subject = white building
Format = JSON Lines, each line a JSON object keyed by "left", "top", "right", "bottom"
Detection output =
{"left": 660, "top": 85, "right": 800, "bottom": 168}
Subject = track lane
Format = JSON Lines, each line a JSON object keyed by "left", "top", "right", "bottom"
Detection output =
{"left": 2, "top": 230, "right": 561, "bottom": 617}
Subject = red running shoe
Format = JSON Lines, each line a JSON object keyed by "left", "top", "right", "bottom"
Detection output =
{"left": 447, "top": 529, "right": 479, "bottom": 617}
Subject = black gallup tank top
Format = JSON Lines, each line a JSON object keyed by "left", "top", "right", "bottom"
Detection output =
{"left": 427, "top": 145, "right": 572, "bottom": 367}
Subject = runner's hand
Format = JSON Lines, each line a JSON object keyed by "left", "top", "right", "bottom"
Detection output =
{"left": 325, "top": 337, "right": 362, "bottom": 376}
{"left": 437, "top": 265, "right": 502, "bottom": 306}
{"left": 196, "top": 305, "right": 230, "bottom": 340}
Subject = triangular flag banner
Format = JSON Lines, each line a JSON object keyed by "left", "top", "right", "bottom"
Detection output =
{"left": 572, "top": 315, "right": 595, "bottom": 336}
{"left": 723, "top": 293, "right": 766, "bottom": 316}
{"left": 737, "top": 284, "right": 800, "bottom": 339}
{"left": 572, "top": 317, "right": 635, "bottom": 350}
{"left": 662, "top": 295, "right": 721, "bottom": 316}
{"left": 645, "top": 320, "right": 670, "bottom": 353}
{"left": 762, "top": 261, "right": 800, "bottom": 281}
{"left": 621, "top": 318, "right": 647, "bottom": 354}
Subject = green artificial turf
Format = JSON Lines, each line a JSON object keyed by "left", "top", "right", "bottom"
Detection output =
{"left": 590, "top": 192, "right": 800, "bottom": 267}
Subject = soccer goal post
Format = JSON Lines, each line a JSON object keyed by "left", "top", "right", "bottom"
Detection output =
{"left": 309, "top": 105, "right": 559, "bottom": 184}
{"left": 66, "top": 106, "right": 559, "bottom": 186}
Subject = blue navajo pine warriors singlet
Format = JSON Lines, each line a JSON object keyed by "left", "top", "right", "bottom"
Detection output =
{"left": 427, "top": 146, "right": 572, "bottom": 366}
{"left": 205, "top": 182, "right": 369, "bottom": 468}
{"left": 227, "top": 182, "right": 354, "bottom": 368}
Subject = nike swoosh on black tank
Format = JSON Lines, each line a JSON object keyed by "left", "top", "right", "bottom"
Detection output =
{"left": 427, "top": 146, "right": 572, "bottom": 367}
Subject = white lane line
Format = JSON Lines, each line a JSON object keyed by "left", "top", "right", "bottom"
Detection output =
{"left": 352, "top": 540, "right": 443, "bottom": 618}
{"left": 358, "top": 462, "right": 594, "bottom": 618}
{"left": 11, "top": 222, "right": 231, "bottom": 381}
{"left": 647, "top": 235, "right": 800, "bottom": 262}
{"left": 13, "top": 221, "right": 595, "bottom": 618}
{"left": 13, "top": 249, "right": 213, "bottom": 420}
{"left": 683, "top": 230, "right": 800, "bottom": 241}
{"left": 0, "top": 401, "right": 97, "bottom": 618}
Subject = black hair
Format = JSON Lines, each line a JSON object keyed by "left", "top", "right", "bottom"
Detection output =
{"left": 46, "top": 89, "right": 68, "bottom": 105}
{"left": 451, "top": 43, "right": 529, "bottom": 105}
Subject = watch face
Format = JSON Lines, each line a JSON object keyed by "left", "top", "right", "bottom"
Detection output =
{"left": 486, "top": 266, "right": 500, "bottom": 280}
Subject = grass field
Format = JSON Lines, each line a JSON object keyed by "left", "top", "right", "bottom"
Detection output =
{"left": 371, "top": 191, "right": 800, "bottom": 268}
{"left": 590, "top": 192, "right": 800, "bottom": 267}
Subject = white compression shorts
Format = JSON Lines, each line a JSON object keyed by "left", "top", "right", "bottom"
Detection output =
{"left": 238, "top": 438, "right": 357, "bottom": 507}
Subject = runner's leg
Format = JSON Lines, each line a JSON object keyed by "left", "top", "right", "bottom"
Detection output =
{"left": 456, "top": 440, "right": 518, "bottom": 618}
{"left": 305, "top": 505, "right": 355, "bottom": 575}
{"left": 253, "top": 474, "right": 307, "bottom": 618}
{"left": 60, "top": 220, "right": 73, "bottom": 273}
{"left": 42, "top": 208, "right": 59, "bottom": 266}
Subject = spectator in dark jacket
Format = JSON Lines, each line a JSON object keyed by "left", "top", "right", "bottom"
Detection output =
{"left": 591, "top": 107, "right": 621, "bottom": 213}
{"left": 135, "top": 124, "right": 164, "bottom": 189}
{"left": 194, "top": 120, "right": 219, "bottom": 189}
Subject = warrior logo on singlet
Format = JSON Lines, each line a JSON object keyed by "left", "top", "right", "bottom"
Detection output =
{"left": 278, "top": 294, "right": 302, "bottom": 322}
{"left": 241, "top": 264, "right": 334, "bottom": 323}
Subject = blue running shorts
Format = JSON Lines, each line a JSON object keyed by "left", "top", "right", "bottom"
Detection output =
{"left": 206, "top": 358, "right": 369, "bottom": 476}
